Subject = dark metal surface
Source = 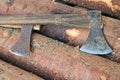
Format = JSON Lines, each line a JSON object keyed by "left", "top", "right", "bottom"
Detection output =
{"left": 9, "top": 24, "right": 33, "bottom": 56}
{"left": 80, "top": 10, "right": 112, "bottom": 54}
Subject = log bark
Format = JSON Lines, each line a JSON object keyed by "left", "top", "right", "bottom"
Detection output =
{"left": 0, "top": 59, "right": 44, "bottom": 80}
{"left": 0, "top": 27, "right": 120, "bottom": 80}
{"left": 0, "top": 0, "right": 119, "bottom": 62}
{"left": 60, "top": 0, "right": 120, "bottom": 19}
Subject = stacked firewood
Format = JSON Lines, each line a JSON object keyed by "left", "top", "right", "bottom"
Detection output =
{"left": 0, "top": 0, "right": 120, "bottom": 80}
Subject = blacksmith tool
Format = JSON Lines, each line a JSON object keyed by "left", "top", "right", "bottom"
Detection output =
{"left": 0, "top": 11, "right": 112, "bottom": 56}
{"left": 80, "top": 11, "right": 112, "bottom": 54}
{"left": 9, "top": 24, "right": 33, "bottom": 56}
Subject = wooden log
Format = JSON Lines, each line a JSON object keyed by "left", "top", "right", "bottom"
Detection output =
{"left": 59, "top": 0, "right": 120, "bottom": 19}
{"left": 40, "top": 25, "right": 90, "bottom": 46}
{"left": 0, "top": 0, "right": 119, "bottom": 62}
{"left": 0, "top": 0, "right": 87, "bottom": 15}
{"left": 0, "top": 59, "right": 44, "bottom": 80}
{"left": 0, "top": 27, "right": 120, "bottom": 80}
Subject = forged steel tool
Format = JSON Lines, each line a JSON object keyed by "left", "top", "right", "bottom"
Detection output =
{"left": 9, "top": 24, "right": 33, "bottom": 56}
{"left": 80, "top": 11, "right": 112, "bottom": 54}
{"left": 0, "top": 11, "right": 112, "bottom": 56}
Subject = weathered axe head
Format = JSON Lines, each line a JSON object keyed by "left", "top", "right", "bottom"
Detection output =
{"left": 9, "top": 24, "right": 33, "bottom": 56}
{"left": 80, "top": 10, "right": 112, "bottom": 54}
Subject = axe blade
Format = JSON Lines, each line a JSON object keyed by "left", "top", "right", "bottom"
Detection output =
{"left": 9, "top": 24, "right": 33, "bottom": 56}
{"left": 80, "top": 10, "right": 112, "bottom": 55}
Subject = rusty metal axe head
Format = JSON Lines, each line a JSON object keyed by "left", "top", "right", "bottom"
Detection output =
{"left": 9, "top": 24, "right": 33, "bottom": 56}
{"left": 80, "top": 10, "right": 112, "bottom": 55}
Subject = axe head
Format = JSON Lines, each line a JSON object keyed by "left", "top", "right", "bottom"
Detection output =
{"left": 80, "top": 10, "right": 112, "bottom": 55}
{"left": 9, "top": 24, "right": 33, "bottom": 56}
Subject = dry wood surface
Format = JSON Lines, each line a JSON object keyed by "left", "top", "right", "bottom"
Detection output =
{"left": 0, "top": 59, "right": 44, "bottom": 80}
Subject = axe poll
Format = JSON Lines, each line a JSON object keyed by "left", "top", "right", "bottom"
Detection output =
{"left": 0, "top": 10, "right": 112, "bottom": 56}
